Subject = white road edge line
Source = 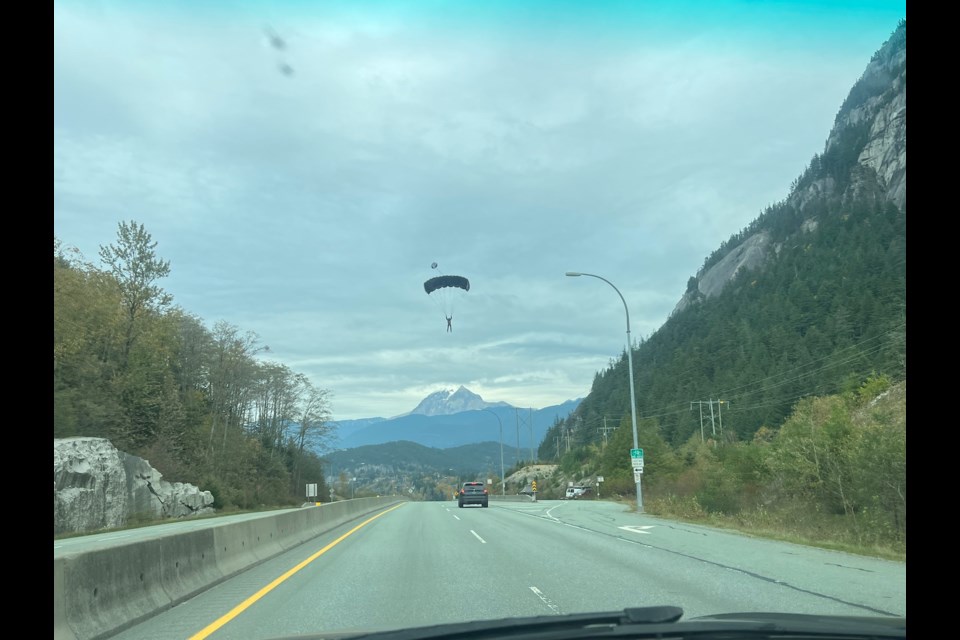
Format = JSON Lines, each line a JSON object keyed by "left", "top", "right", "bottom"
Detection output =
{"left": 471, "top": 530, "right": 486, "bottom": 543}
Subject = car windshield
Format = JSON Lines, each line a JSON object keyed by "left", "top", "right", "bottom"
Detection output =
{"left": 54, "top": 2, "right": 906, "bottom": 640}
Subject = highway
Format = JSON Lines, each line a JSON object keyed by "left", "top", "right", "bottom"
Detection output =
{"left": 94, "top": 499, "right": 905, "bottom": 639}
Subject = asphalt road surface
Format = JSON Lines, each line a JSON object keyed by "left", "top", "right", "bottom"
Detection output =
{"left": 102, "top": 499, "right": 906, "bottom": 639}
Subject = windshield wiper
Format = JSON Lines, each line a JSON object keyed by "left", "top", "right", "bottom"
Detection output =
{"left": 304, "top": 606, "right": 904, "bottom": 640}
{"left": 337, "top": 606, "right": 683, "bottom": 640}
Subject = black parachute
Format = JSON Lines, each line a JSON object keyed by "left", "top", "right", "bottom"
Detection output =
{"left": 423, "top": 275, "right": 470, "bottom": 294}
{"left": 424, "top": 265, "right": 469, "bottom": 331}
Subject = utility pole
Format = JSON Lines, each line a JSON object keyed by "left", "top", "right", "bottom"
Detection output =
{"left": 690, "top": 401, "right": 707, "bottom": 442}
{"left": 716, "top": 400, "right": 727, "bottom": 439}
{"left": 529, "top": 408, "right": 534, "bottom": 463}
{"left": 598, "top": 417, "right": 617, "bottom": 450}
{"left": 517, "top": 408, "right": 534, "bottom": 464}
{"left": 691, "top": 399, "right": 727, "bottom": 443}
{"left": 709, "top": 400, "right": 716, "bottom": 438}
{"left": 515, "top": 410, "right": 521, "bottom": 462}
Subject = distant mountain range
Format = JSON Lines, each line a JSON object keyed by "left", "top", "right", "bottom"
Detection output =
{"left": 329, "top": 387, "right": 581, "bottom": 451}
{"left": 324, "top": 440, "right": 526, "bottom": 478}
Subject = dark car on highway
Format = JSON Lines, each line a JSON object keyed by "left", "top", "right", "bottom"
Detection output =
{"left": 458, "top": 481, "right": 489, "bottom": 508}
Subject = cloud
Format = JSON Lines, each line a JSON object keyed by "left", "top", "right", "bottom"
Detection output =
{"left": 54, "top": 1, "right": 905, "bottom": 419}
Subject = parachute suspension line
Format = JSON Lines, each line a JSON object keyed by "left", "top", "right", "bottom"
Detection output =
{"left": 428, "top": 262, "right": 447, "bottom": 322}
{"left": 427, "top": 262, "right": 443, "bottom": 322}
{"left": 424, "top": 270, "right": 470, "bottom": 331}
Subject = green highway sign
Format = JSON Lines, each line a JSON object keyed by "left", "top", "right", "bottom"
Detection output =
{"left": 630, "top": 448, "right": 644, "bottom": 459}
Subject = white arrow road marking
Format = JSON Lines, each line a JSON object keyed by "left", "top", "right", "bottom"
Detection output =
{"left": 618, "top": 525, "right": 656, "bottom": 534}
{"left": 471, "top": 530, "right": 486, "bottom": 543}
{"left": 530, "top": 586, "right": 562, "bottom": 614}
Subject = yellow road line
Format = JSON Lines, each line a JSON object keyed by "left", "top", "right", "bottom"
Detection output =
{"left": 189, "top": 502, "right": 406, "bottom": 639}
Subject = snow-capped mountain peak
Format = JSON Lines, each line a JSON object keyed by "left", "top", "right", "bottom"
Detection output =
{"left": 406, "top": 385, "right": 511, "bottom": 417}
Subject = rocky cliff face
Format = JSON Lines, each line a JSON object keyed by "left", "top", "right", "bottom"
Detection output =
{"left": 54, "top": 437, "right": 215, "bottom": 535}
{"left": 672, "top": 21, "right": 905, "bottom": 317}
{"left": 823, "top": 29, "right": 906, "bottom": 211}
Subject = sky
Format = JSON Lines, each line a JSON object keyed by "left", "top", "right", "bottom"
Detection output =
{"left": 53, "top": 1, "right": 907, "bottom": 421}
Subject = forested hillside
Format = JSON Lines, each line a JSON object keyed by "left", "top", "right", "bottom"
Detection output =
{"left": 536, "top": 22, "right": 905, "bottom": 556}
{"left": 558, "top": 197, "right": 905, "bottom": 450}
{"left": 54, "top": 223, "right": 336, "bottom": 510}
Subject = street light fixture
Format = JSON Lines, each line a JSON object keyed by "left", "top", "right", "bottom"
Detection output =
{"left": 565, "top": 271, "right": 643, "bottom": 512}
{"left": 483, "top": 408, "right": 506, "bottom": 496}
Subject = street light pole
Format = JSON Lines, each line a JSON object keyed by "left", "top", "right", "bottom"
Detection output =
{"left": 483, "top": 409, "right": 506, "bottom": 496}
{"left": 566, "top": 272, "right": 643, "bottom": 512}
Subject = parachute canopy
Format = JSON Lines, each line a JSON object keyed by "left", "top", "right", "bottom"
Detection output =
{"left": 424, "top": 275, "right": 470, "bottom": 294}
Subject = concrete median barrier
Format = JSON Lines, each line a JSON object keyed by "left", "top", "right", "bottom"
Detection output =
{"left": 54, "top": 497, "right": 404, "bottom": 640}
{"left": 489, "top": 494, "right": 535, "bottom": 502}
